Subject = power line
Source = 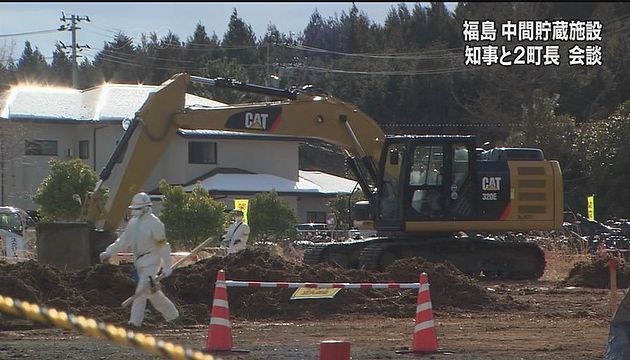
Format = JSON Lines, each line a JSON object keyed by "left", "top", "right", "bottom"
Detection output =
{"left": 92, "top": 50, "right": 267, "bottom": 73}
{"left": 94, "top": 48, "right": 197, "bottom": 64}
{"left": 285, "top": 44, "right": 464, "bottom": 60}
{"left": 287, "top": 64, "right": 475, "bottom": 76}
{"left": 0, "top": 28, "right": 61, "bottom": 38}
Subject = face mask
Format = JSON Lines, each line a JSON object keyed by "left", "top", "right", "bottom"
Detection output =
{"left": 131, "top": 208, "right": 143, "bottom": 217}
{"left": 234, "top": 216, "right": 243, "bottom": 222}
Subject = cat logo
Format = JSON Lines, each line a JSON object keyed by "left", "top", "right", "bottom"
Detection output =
{"left": 225, "top": 107, "right": 282, "bottom": 131}
{"left": 245, "top": 112, "right": 269, "bottom": 130}
{"left": 481, "top": 176, "right": 502, "bottom": 191}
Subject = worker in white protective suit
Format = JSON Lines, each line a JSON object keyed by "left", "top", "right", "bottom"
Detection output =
{"left": 99, "top": 192, "right": 180, "bottom": 328}
{"left": 220, "top": 209, "right": 250, "bottom": 255}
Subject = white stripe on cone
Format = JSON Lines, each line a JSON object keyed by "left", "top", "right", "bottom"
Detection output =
{"left": 414, "top": 320, "right": 435, "bottom": 333}
{"left": 212, "top": 299, "right": 229, "bottom": 308}
{"left": 416, "top": 301, "right": 432, "bottom": 313}
{"left": 210, "top": 317, "right": 232, "bottom": 327}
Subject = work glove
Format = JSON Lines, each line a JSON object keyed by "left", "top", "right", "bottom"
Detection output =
{"left": 160, "top": 267, "right": 173, "bottom": 278}
{"left": 99, "top": 252, "right": 109, "bottom": 263}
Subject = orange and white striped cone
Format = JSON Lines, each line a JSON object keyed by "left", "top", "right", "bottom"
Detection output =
{"left": 205, "top": 269, "right": 249, "bottom": 353}
{"left": 412, "top": 272, "right": 439, "bottom": 352}
{"left": 397, "top": 272, "right": 451, "bottom": 355}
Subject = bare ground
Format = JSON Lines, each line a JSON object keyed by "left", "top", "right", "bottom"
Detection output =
{"left": 0, "top": 249, "right": 617, "bottom": 359}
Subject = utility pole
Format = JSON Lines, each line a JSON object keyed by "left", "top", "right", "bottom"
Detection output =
{"left": 59, "top": 12, "right": 90, "bottom": 89}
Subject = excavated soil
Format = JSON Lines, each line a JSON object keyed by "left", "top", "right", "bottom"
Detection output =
{"left": 562, "top": 256, "right": 630, "bottom": 288}
{"left": 0, "top": 248, "right": 520, "bottom": 329}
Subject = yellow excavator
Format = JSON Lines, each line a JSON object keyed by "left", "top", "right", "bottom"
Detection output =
{"left": 86, "top": 73, "right": 563, "bottom": 280}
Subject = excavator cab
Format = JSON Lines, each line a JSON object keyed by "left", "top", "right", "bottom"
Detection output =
{"left": 373, "top": 135, "right": 562, "bottom": 234}
{"left": 375, "top": 135, "right": 477, "bottom": 231}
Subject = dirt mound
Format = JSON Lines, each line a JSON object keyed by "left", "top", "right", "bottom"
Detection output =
{"left": 562, "top": 257, "right": 630, "bottom": 288}
{"left": 0, "top": 248, "right": 518, "bottom": 328}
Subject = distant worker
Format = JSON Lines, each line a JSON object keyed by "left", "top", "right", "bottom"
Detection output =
{"left": 220, "top": 209, "right": 250, "bottom": 254}
{"left": 99, "top": 192, "right": 180, "bottom": 328}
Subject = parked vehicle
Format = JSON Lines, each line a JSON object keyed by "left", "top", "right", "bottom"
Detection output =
{"left": 0, "top": 206, "right": 37, "bottom": 261}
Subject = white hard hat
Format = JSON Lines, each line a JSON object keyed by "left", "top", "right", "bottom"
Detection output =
{"left": 128, "top": 192, "right": 152, "bottom": 209}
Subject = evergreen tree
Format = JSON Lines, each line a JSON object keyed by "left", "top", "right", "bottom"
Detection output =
{"left": 16, "top": 41, "right": 48, "bottom": 81}
{"left": 303, "top": 9, "right": 341, "bottom": 51}
{"left": 186, "top": 23, "right": 219, "bottom": 69}
{"left": 154, "top": 31, "right": 186, "bottom": 83}
{"left": 50, "top": 43, "right": 72, "bottom": 86}
{"left": 338, "top": 4, "right": 375, "bottom": 53}
{"left": 222, "top": 9, "right": 257, "bottom": 68}
{"left": 93, "top": 32, "right": 139, "bottom": 83}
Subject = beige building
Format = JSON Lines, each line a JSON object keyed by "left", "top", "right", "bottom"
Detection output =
{"left": 0, "top": 83, "right": 356, "bottom": 223}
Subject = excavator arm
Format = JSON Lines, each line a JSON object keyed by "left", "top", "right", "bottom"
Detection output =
{"left": 91, "top": 73, "right": 386, "bottom": 232}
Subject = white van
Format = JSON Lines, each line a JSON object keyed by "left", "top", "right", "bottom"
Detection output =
{"left": 0, "top": 207, "right": 37, "bottom": 262}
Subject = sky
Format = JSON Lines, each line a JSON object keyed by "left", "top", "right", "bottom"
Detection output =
{"left": 0, "top": 2, "right": 458, "bottom": 63}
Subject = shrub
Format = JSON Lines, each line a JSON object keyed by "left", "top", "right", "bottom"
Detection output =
{"left": 158, "top": 180, "right": 225, "bottom": 249}
{"left": 249, "top": 190, "right": 297, "bottom": 242}
{"left": 33, "top": 159, "right": 106, "bottom": 222}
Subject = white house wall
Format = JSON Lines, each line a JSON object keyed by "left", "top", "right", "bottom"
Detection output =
{"left": 143, "top": 137, "right": 299, "bottom": 191}
{"left": 214, "top": 140, "right": 298, "bottom": 181}
{"left": 2, "top": 122, "right": 84, "bottom": 209}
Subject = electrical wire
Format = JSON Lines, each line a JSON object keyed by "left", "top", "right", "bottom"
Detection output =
{"left": 287, "top": 64, "right": 476, "bottom": 76}
{"left": 285, "top": 44, "right": 464, "bottom": 60}
{"left": 0, "top": 28, "right": 62, "bottom": 38}
{"left": 95, "top": 48, "right": 197, "bottom": 64}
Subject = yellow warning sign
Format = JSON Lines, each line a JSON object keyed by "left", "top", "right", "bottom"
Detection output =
{"left": 587, "top": 195, "right": 595, "bottom": 221}
{"left": 290, "top": 287, "right": 341, "bottom": 300}
{"left": 234, "top": 199, "right": 249, "bottom": 224}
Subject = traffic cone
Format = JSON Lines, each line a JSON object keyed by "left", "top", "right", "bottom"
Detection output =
{"left": 411, "top": 272, "right": 439, "bottom": 352}
{"left": 205, "top": 269, "right": 248, "bottom": 353}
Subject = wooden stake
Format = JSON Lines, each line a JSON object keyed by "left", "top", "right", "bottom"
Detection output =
{"left": 609, "top": 257, "right": 618, "bottom": 317}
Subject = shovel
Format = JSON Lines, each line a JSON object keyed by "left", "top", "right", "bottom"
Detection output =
{"left": 121, "top": 236, "right": 215, "bottom": 307}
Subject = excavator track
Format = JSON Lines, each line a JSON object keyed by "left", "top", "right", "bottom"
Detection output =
{"left": 303, "top": 236, "right": 545, "bottom": 280}
{"left": 303, "top": 239, "right": 376, "bottom": 269}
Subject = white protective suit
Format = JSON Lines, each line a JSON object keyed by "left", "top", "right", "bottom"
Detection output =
{"left": 100, "top": 205, "right": 179, "bottom": 327}
{"left": 221, "top": 217, "right": 250, "bottom": 254}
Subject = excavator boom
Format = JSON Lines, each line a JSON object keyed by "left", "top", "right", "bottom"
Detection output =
{"left": 92, "top": 73, "right": 384, "bottom": 232}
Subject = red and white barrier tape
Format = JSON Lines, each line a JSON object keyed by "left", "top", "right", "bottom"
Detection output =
{"left": 223, "top": 280, "right": 429, "bottom": 290}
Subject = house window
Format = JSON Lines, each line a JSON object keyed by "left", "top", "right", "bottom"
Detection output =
{"left": 79, "top": 140, "right": 89, "bottom": 159}
{"left": 25, "top": 140, "right": 58, "bottom": 156}
{"left": 306, "top": 211, "right": 327, "bottom": 223}
{"left": 188, "top": 142, "right": 217, "bottom": 164}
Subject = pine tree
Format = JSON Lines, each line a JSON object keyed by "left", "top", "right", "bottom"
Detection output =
{"left": 50, "top": 43, "right": 72, "bottom": 86}
{"left": 16, "top": 41, "right": 48, "bottom": 81}
{"left": 93, "top": 32, "right": 139, "bottom": 83}
{"left": 222, "top": 8, "right": 257, "bottom": 68}
{"left": 186, "top": 23, "right": 219, "bottom": 69}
